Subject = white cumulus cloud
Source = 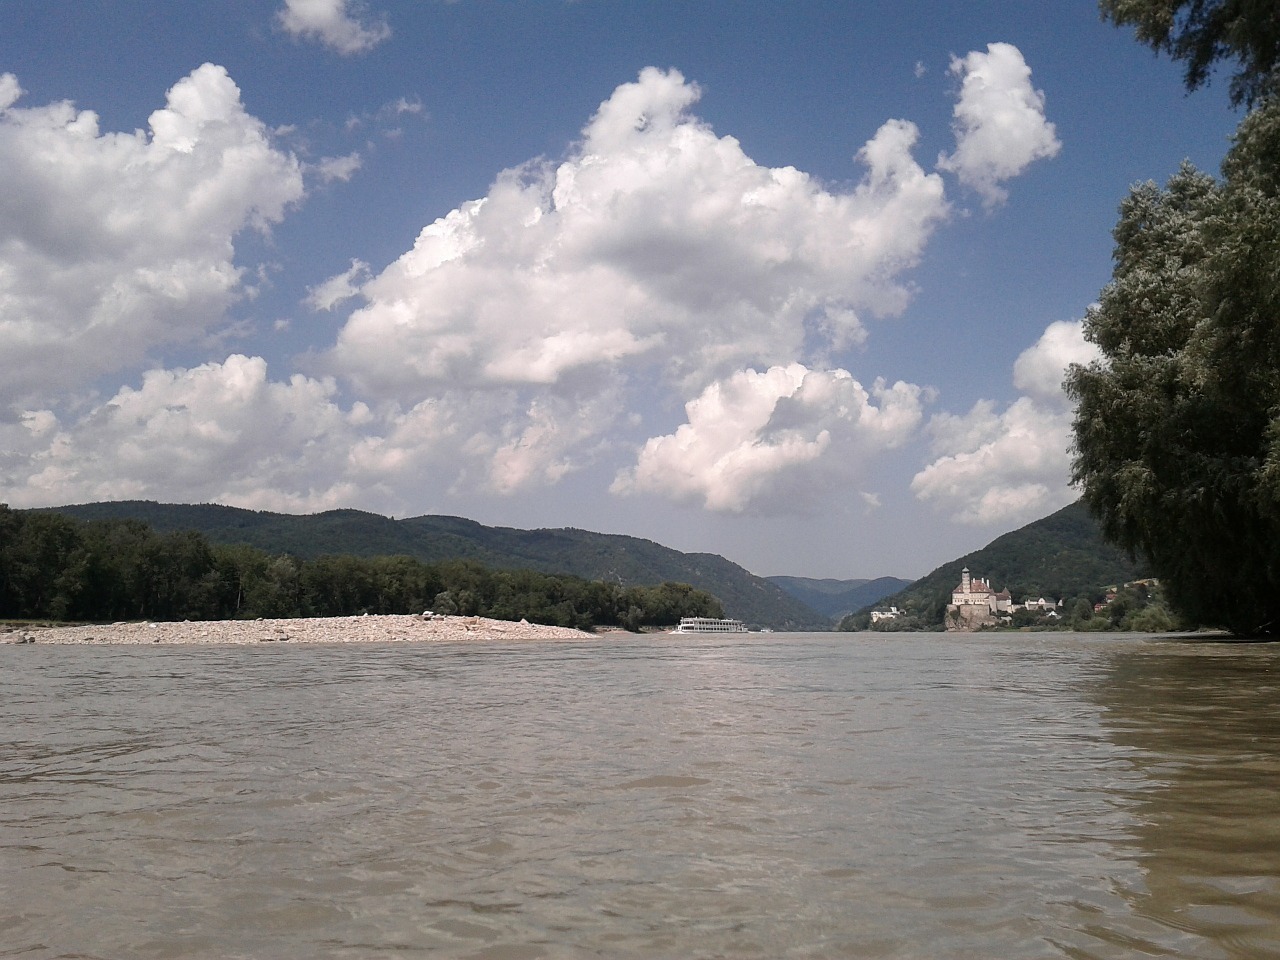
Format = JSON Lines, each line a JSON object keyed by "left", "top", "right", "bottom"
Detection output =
{"left": 277, "top": 0, "right": 391, "bottom": 55}
{"left": 910, "top": 319, "right": 1099, "bottom": 524}
{"left": 937, "top": 42, "right": 1061, "bottom": 206}
{"left": 0, "top": 65, "right": 304, "bottom": 413}
{"left": 1, "top": 56, "right": 1065, "bottom": 519}
{"left": 0, "top": 356, "right": 360, "bottom": 511}
{"left": 319, "top": 67, "right": 952, "bottom": 496}
{"left": 328, "top": 67, "right": 949, "bottom": 403}
{"left": 0, "top": 356, "right": 621, "bottom": 513}
{"left": 1012, "top": 317, "right": 1101, "bottom": 399}
{"left": 613, "top": 363, "right": 925, "bottom": 513}
{"left": 0, "top": 73, "right": 22, "bottom": 112}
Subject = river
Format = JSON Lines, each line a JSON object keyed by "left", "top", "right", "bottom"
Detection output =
{"left": 3, "top": 631, "right": 1279, "bottom": 958}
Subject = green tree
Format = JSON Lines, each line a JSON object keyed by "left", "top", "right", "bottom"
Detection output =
{"left": 1100, "top": 0, "right": 1280, "bottom": 108}
{"left": 1070, "top": 597, "right": 1096, "bottom": 628}
{"left": 1, "top": 511, "right": 83, "bottom": 618}
{"left": 1010, "top": 607, "right": 1046, "bottom": 629}
{"left": 1067, "top": 98, "right": 1280, "bottom": 634}
{"left": 1128, "top": 602, "right": 1178, "bottom": 631}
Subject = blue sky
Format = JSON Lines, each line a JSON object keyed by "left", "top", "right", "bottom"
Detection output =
{"left": 0, "top": 1, "right": 1240, "bottom": 579}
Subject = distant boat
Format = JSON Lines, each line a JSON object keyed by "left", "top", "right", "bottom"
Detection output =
{"left": 671, "top": 616, "right": 749, "bottom": 634}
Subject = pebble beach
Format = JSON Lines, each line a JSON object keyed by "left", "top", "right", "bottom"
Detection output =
{"left": 2, "top": 613, "right": 599, "bottom": 645}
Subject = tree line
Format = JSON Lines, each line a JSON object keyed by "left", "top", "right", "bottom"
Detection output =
{"left": 1068, "top": 1, "right": 1280, "bottom": 635}
{"left": 0, "top": 506, "right": 723, "bottom": 630}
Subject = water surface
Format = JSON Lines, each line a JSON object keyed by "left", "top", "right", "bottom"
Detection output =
{"left": 3, "top": 631, "right": 1279, "bottom": 958}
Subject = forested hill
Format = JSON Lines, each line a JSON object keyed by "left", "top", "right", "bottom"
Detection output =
{"left": 38, "top": 502, "right": 830, "bottom": 631}
{"left": 839, "top": 500, "right": 1149, "bottom": 630}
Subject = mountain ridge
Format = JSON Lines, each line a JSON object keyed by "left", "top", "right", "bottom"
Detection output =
{"left": 34, "top": 501, "right": 832, "bottom": 631}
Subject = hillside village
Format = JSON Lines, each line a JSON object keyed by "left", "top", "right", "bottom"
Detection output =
{"left": 871, "top": 567, "right": 1063, "bottom": 631}
{"left": 870, "top": 566, "right": 1167, "bottom": 632}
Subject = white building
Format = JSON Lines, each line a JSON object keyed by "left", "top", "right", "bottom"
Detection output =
{"left": 951, "top": 568, "right": 1012, "bottom": 613}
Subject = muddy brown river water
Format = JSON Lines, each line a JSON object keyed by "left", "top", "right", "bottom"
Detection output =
{"left": 3, "top": 631, "right": 1278, "bottom": 958}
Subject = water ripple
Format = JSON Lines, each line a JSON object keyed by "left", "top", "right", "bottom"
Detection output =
{"left": 3, "top": 634, "right": 1280, "bottom": 957}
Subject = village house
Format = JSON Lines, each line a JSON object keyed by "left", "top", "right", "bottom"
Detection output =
{"left": 870, "top": 606, "right": 901, "bottom": 623}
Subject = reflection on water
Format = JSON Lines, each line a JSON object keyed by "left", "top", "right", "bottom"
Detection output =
{"left": 1091, "top": 644, "right": 1280, "bottom": 958}
{"left": 2, "top": 633, "right": 1279, "bottom": 958}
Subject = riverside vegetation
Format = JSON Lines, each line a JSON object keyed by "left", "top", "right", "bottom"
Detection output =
{"left": 0, "top": 505, "right": 722, "bottom": 631}
{"left": 39, "top": 500, "right": 829, "bottom": 631}
{"left": 1068, "top": 1, "right": 1280, "bottom": 635}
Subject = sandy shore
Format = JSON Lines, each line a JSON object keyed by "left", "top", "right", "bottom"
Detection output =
{"left": 2, "top": 613, "right": 600, "bottom": 645}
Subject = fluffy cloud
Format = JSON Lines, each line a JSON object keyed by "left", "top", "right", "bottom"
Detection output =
{"left": 306, "top": 259, "right": 372, "bottom": 311}
{"left": 337, "top": 388, "right": 596, "bottom": 498}
{"left": 2, "top": 55, "right": 1064, "bottom": 520}
{"left": 910, "top": 396, "right": 1072, "bottom": 525}
{"left": 0, "top": 356, "right": 360, "bottom": 511}
{"left": 317, "top": 67, "right": 954, "bottom": 495}
{"left": 0, "top": 73, "right": 21, "bottom": 111}
{"left": 0, "top": 352, "right": 924, "bottom": 519}
{"left": 1011, "top": 317, "right": 1101, "bottom": 399}
{"left": 313, "top": 151, "right": 362, "bottom": 182}
{"left": 0, "top": 65, "right": 304, "bottom": 413}
{"left": 910, "top": 319, "right": 1099, "bottom": 524}
{"left": 0, "top": 355, "right": 622, "bottom": 512}
{"left": 613, "top": 364, "right": 924, "bottom": 512}
{"left": 937, "top": 43, "right": 1061, "bottom": 206}
{"left": 277, "top": 0, "right": 390, "bottom": 55}
{"left": 326, "top": 67, "right": 949, "bottom": 404}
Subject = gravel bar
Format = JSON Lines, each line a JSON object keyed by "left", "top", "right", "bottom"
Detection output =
{"left": 3, "top": 613, "right": 600, "bottom": 645}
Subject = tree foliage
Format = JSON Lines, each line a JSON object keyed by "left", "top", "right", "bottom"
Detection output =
{"left": 1066, "top": 97, "right": 1280, "bottom": 634}
{"left": 0, "top": 506, "right": 723, "bottom": 629}
{"left": 1101, "top": 0, "right": 1280, "bottom": 107}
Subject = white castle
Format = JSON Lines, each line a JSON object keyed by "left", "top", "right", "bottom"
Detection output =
{"left": 951, "top": 568, "right": 1013, "bottom": 614}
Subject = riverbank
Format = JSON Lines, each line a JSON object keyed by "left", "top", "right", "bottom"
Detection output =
{"left": 1, "top": 613, "right": 599, "bottom": 645}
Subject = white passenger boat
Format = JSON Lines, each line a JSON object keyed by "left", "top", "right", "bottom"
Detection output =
{"left": 671, "top": 616, "right": 749, "bottom": 634}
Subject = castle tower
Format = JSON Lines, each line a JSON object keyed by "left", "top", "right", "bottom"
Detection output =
{"left": 961, "top": 567, "right": 971, "bottom": 594}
